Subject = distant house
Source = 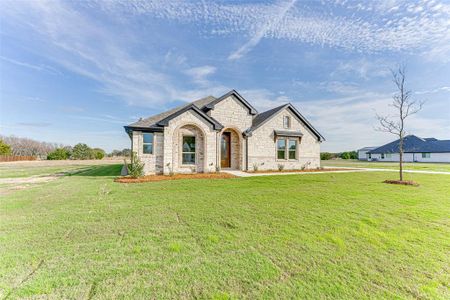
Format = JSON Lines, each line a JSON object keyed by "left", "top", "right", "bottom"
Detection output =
{"left": 365, "top": 135, "right": 450, "bottom": 163}
{"left": 357, "top": 147, "right": 378, "bottom": 161}
{"left": 124, "top": 90, "right": 325, "bottom": 175}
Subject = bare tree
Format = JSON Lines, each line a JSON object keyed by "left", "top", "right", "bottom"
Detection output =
{"left": 376, "top": 65, "right": 424, "bottom": 181}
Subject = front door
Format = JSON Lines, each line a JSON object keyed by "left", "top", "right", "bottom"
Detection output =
{"left": 221, "top": 132, "right": 231, "bottom": 168}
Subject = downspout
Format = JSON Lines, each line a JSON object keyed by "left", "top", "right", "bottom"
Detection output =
{"left": 216, "top": 131, "right": 220, "bottom": 169}
{"left": 245, "top": 136, "right": 249, "bottom": 171}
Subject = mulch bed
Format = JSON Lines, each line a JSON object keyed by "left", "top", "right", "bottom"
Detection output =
{"left": 246, "top": 168, "right": 356, "bottom": 174}
{"left": 383, "top": 180, "right": 420, "bottom": 186}
{"left": 114, "top": 172, "right": 237, "bottom": 183}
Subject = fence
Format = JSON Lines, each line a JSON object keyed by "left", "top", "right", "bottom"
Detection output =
{"left": 0, "top": 155, "right": 37, "bottom": 162}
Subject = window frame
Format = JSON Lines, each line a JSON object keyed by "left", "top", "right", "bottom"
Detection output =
{"left": 288, "top": 139, "right": 297, "bottom": 160}
{"left": 386, "top": 153, "right": 392, "bottom": 159}
{"left": 181, "top": 135, "right": 196, "bottom": 165}
{"left": 283, "top": 116, "right": 291, "bottom": 129}
{"left": 142, "top": 133, "right": 154, "bottom": 154}
{"left": 381, "top": 153, "right": 385, "bottom": 159}
{"left": 277, "top": 138, "right": 287, "bottom": 160}
{"left": 276, "top": 137, "right": 298, "bottom": 161}
{"left": 421, "top": 152, "right": 430, "bottom": 158}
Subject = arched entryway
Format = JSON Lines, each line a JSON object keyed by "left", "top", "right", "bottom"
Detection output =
{"left": 220, "top": 128, "right": 241, "bottom": 169}
{"left": 173, "top": 124, "right": 206, "bottom": 173}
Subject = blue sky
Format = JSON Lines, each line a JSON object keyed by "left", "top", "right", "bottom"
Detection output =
{"left": 1, "top": 0, "right": 449, "bottom": 152}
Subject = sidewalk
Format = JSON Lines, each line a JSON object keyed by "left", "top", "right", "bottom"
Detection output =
{"left": 223, "top": 167, "right": 450, "bottom": 177}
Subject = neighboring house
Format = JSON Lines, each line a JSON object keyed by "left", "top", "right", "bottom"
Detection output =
{"left": 366, "top": 135, "right": 450, "bottom": 163}
{"left": 357, "top": 147, "right": 378, "bottom": 160}
{"left": 124, "top": 90, "right": 325, "bottom": 175}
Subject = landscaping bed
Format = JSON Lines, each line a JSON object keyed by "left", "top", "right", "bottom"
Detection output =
{"left": 115, "top": 172, "right": 237, "bottom": 183}
{"left": 246, "top": 167, "right": 356, "bottom": 173}
{"left": 383, "top": 179, "right": 420, "bottom": 186}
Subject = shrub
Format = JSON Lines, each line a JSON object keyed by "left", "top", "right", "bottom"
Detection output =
{"left": 320, "top": 152, "right": 333, "bottom": 160}
{"left": 215, "top": 165, "right": 221, "bottom": 173}
{"left": 0, "top": 139, "right": 12, "bottom": 155}
{"left": 127, "top": 152, "right": 144, "bottom": 178}
{"left": 72, "top": 143, "right": 93, "bottom": 160}
{"left": 47, "top": 148, "right": 70, "bottom": 160}
{"left": 340, "top": 152, "right": 351, "bottom": 159}
{"left": 253, "top": 162, "right": 259, "bottom": 172}
{"left": 278, "top": 164, "right": 284, "bottom": 171}
{"left": 92, "top": 148, "right": 105, "bottom": 160}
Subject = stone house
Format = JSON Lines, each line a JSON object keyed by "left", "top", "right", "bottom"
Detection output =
{"left": 124, "top": 90, "right": 324, "bottom": 175}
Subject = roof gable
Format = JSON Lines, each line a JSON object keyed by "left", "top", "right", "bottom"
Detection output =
{"left": 157, "top": 104, "right": 223, "bottom": 130}
{"left": 245, "top": 103, "right": 325, "bottom": 142}
{"left": 204, "top": 90, "right": 258, "bottom": 115}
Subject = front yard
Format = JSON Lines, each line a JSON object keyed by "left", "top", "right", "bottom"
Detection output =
{"left": 1, "top": 164, "right": 449, "bottom": 299}
{"left": 321, "top": 159, "right": 450, "bottom": 172}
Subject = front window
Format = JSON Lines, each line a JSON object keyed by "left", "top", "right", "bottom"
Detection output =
{"left": 381, "top": 153, "right": 385, "bottom": 159}
{"left": 182, "top": 136, "right": 196, "bottom": 164}
{"left": 422, "top": 152, "right": 430, "bottom": 158}
{"left": 277, "top": 138, "right": 298, "bottom": 160}
{"left": 143, "top": 133, "right": 153, "bottom": 154}
{"left": 368, "top": 153, "right": 372, "bottom": 159}
{"left": 283, "top": 116, "right": 291, "bottom": 129}
{"left": 288, "top": 140, "right": 297, "bottom": 159}
{"left": 277, "top": 139, "right": 286, "bottom": 159}
{"left": 386, "top": 153, "right": 392, "bottom": 158}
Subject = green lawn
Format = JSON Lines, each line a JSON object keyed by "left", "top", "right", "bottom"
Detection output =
{"left": 1, "top": 165, "right": 449, "bottom": 299}
{"left": 321, "top": 159, "right": 450, "bottom": 172}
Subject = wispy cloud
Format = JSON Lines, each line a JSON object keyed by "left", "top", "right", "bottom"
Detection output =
{"left": 184, "top": 65, "right": 216, "bottom": 86}
{"left": 16, "top": 122, "right": 52, "bottom": 127}
{"left": 99, "top": 0, "right": 450, "bottom": 58}
{"left": 0, "top": 0, "right": 219, "bottom": 108}
{"left": 0, "top": 56, "right": 61, "bottom": 75}
{"left": 415, "top": 86, "right": 450, "bottom": 95}
{"left": 228, "top": 0, "right": 297, "bottom": 60}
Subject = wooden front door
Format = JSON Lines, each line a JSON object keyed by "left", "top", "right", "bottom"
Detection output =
{"left": 221, "top": 132, "right": 231, "bottom": 168}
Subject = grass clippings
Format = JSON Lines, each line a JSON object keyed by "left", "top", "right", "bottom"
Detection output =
{"left": 246, "top": 168, "right": 355, "bottom": 174}
{"left": 114, "top": 172, "right": 237, "bottom": 183}
{"left": 383, "top": 179, "right": 420, "bottom": 186}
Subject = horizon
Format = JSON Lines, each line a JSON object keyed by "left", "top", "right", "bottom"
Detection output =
{"left": 1, "top": 0, "right": 450, "bottom": 152}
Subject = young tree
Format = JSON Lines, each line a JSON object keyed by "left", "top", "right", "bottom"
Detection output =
{"left": 376, "top": 65, "right": 424, "bottom": 181}
{"left": 72, "top": 143, "right": 93, "bottom": 160}
{"left": 0, "top": 139, "right": 12, "bottom": 155}
{"left": 92, "top": 148, "right": 106, "bottom": 160}
{"left": 47, "top": 148, "right": 70, "bottom": 160}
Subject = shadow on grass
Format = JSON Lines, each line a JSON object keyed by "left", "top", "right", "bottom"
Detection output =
{"left": 70, "top": 164, "right": 122, "bottom": 177}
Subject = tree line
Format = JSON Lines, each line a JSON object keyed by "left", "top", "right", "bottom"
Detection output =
{"left": 0, "top": 135, "right": 130, "bottom": 160}
{"left": 320, "top": 151, "right": 357, "bottom": 160}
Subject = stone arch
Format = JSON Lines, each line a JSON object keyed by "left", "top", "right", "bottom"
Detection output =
{"left": 172, "top": 123, "right": 207, "bottom": 173}
{"left": 220, "top": 127, "right": 243, "bottom": 170}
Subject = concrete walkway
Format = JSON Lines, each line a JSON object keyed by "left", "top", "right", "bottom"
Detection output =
{"left": 323, "top": 166, "right": 450, "bottom": 175}
{"left": 223, "top": 167, "right": 450, "bottom": 177}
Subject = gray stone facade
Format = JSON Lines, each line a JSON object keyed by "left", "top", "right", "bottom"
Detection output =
{"left": 127, "top": 91, "right": 323, "bottom": 175}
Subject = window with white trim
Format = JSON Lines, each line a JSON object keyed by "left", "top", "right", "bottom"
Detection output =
{"left": 182, "top": 136, "right": 196, "bottom": 164}
{"left": 422, "top": 152, "right": 430, "bottom": 158}
{"left": 386, "top": 153, "right": 392, "bottom": 158}
{"left": 381, "top": 153, "right": 385, "bottom": 159}
{"left": 143, "top": 133, "right": 153, "bottom": 154}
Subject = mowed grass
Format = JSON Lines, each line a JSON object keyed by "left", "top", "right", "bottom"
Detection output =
{"left": 1, "top": 165, "right": 449, "bottom": 299}
{"left": 321, "top": 159, "right": 450, "bottom": 172}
